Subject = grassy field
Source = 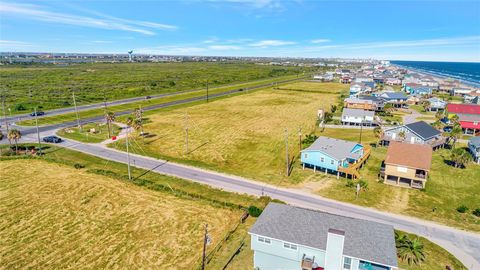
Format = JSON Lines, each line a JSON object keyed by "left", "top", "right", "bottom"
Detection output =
{"left": 111, "top": 82, "right": 349, "bottom": 185}
{"left": 0, "top": 159, "right": 244, "bottom": 269}
{"left": 57, "top": 122, "right": 121, "bottom": 143}
{"left": 104, "top": 81, "right": 480, "bottom": 231}
{"left": 17, "top": 74, "right": 302, "bottom": 126}
{"left": 1, "top": 62, "right": 314, "bottom": 113}
{"left": 225, "top": 230, "right": 466, "bottom": 270}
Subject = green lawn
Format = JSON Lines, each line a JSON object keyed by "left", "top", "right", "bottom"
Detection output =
{"left": 1, "top": 62, "right": 315, "bottom": 114}
{"left": 57, "top": 122, "right": 121, "bottom": 143}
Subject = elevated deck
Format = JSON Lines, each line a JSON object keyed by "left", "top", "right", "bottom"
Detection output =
{"left": 338, "top": 146, "right": 371, "bottom": 179}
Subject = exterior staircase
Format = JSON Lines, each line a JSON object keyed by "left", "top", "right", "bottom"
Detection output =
{"left": 338, "top": 146, "right": 371, "bottom": 179}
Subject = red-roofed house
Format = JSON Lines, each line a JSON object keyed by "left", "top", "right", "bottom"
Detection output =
{"left": 447, "top": 103, "right": 480, "bottom": 135}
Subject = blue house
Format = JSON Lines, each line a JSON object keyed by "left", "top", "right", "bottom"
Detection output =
{"left": 379, "top": 92, "right": 408, "bottom": 107}
{"left": 249, "top": 203, "right": 398, "bottom": 270}
{"left": 408, "top": 86, "right": 432, "bottom": 96}
{"left": 301, "top": 137, "right": 367, "bottom": 179}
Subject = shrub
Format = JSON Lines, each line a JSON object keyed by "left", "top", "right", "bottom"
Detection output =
{"left": 248, "top": 205, "right": 263, "bottom": 217}
{"left": 346, "top": 179, "right": 355, "bottom": 188}
{"left": 473, "top": 208, "right": 480, "bottom": 217}
{"left": 359, "top": 180, "right": 369, "bottom": 190}
{"left": 74, "top": 163, "right": 85, "bottom": 169}
{"left": 456, "top": 205, "right": 469, "bottom": 213}
{"left": 14, "top": 103, "right": 26, "bottom": 111}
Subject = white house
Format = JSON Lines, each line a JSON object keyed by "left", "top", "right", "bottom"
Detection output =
{"left": 341, "top": 108, "right": 375, "bottom": 126}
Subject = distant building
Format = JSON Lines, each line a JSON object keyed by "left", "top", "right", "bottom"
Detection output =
{"left": 341, "top": 108, "right": 375, "bottom": 126}
{"left": 427, "top": 97, "right": 447, "bottom": 111}
{"left": 344, "top": 96, "right": 385, "bottom": 111}
{"left": 385, "top": 77, "right": 402, "bottom": 86}
{"left": 379, "top": 92, "right": 408, "bottom": 107}
{"left": 380, "top": 142, "right": 432, "bottom": 189}
{"left": 249, "top": 203, "right": 398, "bottom": 270}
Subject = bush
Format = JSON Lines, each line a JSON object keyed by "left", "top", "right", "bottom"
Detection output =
{"left": 359, "top": 180, "right": 369, "bottom": 190}
{"left": 248, "top": 205, "right": 263, "bottom": 217}
{"left": 456, "top": 205, "right": 469, "bottom": 213}
{"left": 74, "top": 163, "right": 85, "bottom": 169}
{"left": 14, "top": 103, "right": 27, "bottom": 111}
{"left": 346, "top": 179, "right": 355, "bottom": 188}
{"left": 473, "top": 208, "right": 480, "bottom": 217}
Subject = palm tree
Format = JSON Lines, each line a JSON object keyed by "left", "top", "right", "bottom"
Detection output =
{"left": 7, "top": 129, "right": 21, "bottom": 153}
{"left": 448, "top": 124, "right": 463, "bottom": 148}
{"left": 133, "top": 108, "right": 144, "bottom": 136}
{"left": 450, "top": 148, "right": 472, "bottom": 168}
{"left": 435, "top": 110, "right": 444, "bottom": 122}
{"left": 373, "top": 126, "right": 383, "bottom": 147}
{"left": 397, "top": 237, "right": 426, "bottom": 266}
{"left": 422, "top": 100, "right": 431, "bottom": 112}
{"left": 105, "top": 111, "right": 116, "bottom": 138}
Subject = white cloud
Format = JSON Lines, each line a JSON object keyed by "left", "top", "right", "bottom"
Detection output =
{"left": 90, "top": 40, "right": 112, "bottom": 44}
{"left": 249, "top": 39, "right": 296, "bottom": 47}
{"left": 136, "top": 46, "right": 206, "bottom": 55}
{"left": 208, "top": 45, "right": 242, "bottom": 50}
{"left": 311, "top": 39, "right": 331, "bottom": 44}
{"left": 0, "top": 2, "right": 177, "bottom": 36}
{"left": 346, "top": 36, "right": 480, "bottom": 50}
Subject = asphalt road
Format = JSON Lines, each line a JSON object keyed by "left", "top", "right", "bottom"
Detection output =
{"left": 41, "top": 138, "right": 478, "bottom": 269}
{"left": 2, "top": 75, "right": 479, "bottom": 268}
{"left": 4, "top": 77, "right": 301, "bottom": 137}
{"left": 3, "top": 76, "right": 301, "bottom": 123}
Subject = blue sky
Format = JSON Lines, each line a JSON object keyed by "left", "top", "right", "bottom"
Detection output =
{"left": 1, "top": 0, "right": 479, "bottom": 61}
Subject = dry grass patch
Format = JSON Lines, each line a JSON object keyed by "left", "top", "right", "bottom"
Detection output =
{"left": 0, "top": 159, "right": 241, "bottom": 269}
{"left": 113, "top": 83, "right": 346, "bottom": 185}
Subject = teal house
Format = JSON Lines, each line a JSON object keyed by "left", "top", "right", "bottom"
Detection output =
{"left": 300, "top": 136, "right": 368, "bottom": 179}
{"left": 249, "top": 203, "right": 398, "bottom": 270}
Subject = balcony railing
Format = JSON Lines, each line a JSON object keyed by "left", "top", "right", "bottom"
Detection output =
{"left": 415, "top": 173, "right": 426, "bottom": 179}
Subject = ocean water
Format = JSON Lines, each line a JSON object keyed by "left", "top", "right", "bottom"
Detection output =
{"left": 391, "top": 60, "right": 480, "bottom": 87}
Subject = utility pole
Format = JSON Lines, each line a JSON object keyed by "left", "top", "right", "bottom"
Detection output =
{"left": 72, "top": 91, "right": 82, "bottom": 132}
{"left": 285, "top": 128, "right": 289, "bottom": 176}
{"left": 1, "top": 95, "right": 11, "bottom": 148}
{"left": 185, "top": 111, "right": 189, "bottom": 154}
{"left": 359, "top": 116, "right": 364, "bottom": 144}
{"left": 125, "top": 125, "right": 132, "bottom": 180}
{"left": 34, "top": 107, "right": 42, "bottom": 155}
{"left": 206, "top": 79, "right": 209, "bottom": 103}
{"left": 298, "top": 127, "right": 302, "bottom": 152}
{"left": 201, "top": 224, "right": 209, "bottom": 270}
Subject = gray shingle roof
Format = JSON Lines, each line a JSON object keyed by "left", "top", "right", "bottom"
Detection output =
{"left": 469, "top": 136, "right": 480, "bottom": 147}
{"left": 249, "top": 203, "right": 398, "bottom": 268}
{"left": 342, "top": 108, "right": 375, "bottom": 118}
{"left": 302, "top": 136, "right": 361, "bottom": 160}
{"left": 381, "top": 92, "right": 407, "bottom": 100}
{"left": 404, "top": 121, "right": 441, "bottom": 140}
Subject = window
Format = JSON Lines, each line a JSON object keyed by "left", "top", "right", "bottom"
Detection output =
{"left": 321, "top": 157, "right": 324, "bottom": 162}
{"left": 304, "top": 153, "right": 308, "bottom": 159}
{"left": 258, "top": 236, "right": 271, "bottom": 244}
{"left": 330, "top": 160, "right": 334, "bottom": 165}
{"left": 283, "top": 242, "right": 297, "bottom": 250}
{"left": 343, "top": 257, "right": 352, "bottom": 270}
{"left": 397, "top": 166, "right": 408, "bottom": 173}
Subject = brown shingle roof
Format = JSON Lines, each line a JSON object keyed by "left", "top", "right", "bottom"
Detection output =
{"left": 385, "top": 142, "right": 433, "bottom": 171}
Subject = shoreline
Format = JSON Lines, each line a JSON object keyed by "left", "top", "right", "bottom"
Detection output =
{"left": 391, "top": 63, "right": 480, "bottom": 89}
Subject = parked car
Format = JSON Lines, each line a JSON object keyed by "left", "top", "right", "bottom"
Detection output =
{"left": 43, "top": 136, "right": 62, "bottom": 143}
{"left": 443, "top": 126, "right": 453, "bottom": 132}
{"left": 30, "top": 111, "right": 45, "bottom": 116}
{"left": 145, "top": 96, "right": 152, "bottom": 99}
